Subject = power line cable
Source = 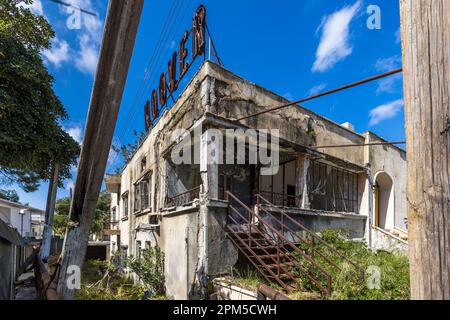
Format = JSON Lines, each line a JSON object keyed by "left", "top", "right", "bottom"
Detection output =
{"left": 110, "top": 0, "right": 188, "bottom": 168}
{"left": 237, "top": 68, "right": 403, "bottom": 121}
{"left": 120, "top": 0, "right": 190, "bottom": 144}
{"left": 116, "top": 0, "right": 182, "bottom": 140}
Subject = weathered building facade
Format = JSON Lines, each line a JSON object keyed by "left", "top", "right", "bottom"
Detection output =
{"left": 105, "top": 61, "right": 408, "bottom": 299}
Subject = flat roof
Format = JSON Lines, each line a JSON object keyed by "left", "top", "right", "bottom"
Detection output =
{"left": 0, "top": 198, "right": 45, "bottom": 214}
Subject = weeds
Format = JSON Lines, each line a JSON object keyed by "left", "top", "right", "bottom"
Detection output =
{"left": 292, "top": 229, "right": 410, "bottom": 300}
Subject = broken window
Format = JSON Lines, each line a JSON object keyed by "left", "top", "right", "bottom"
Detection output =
{"left": 218, "top": 174, "right": 233, "bottom": 200}
{"left": 122, "top": 192, "right": 129, "bottom": 218}
{"left": 141, "top": 179, "right": 149, "bottom": 210}
{"left": 308, "top": 161, "right": 358, "bottom": 213}
{"left": 135, "top": 174, "right": 152, "bottom": 212}
{"left": 134, "top": 183, "right": 141, "bottom": 212}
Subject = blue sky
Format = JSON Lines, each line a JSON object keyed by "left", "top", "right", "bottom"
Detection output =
{"left": 15, "top": 0, "right": 404, "bottom": 209}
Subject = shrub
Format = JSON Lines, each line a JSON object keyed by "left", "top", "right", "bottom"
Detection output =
{"left": 229, "top": 267, "right": 269, "bottom": 291}
{"left": 126, "top": 247, "right": 165, "bottom": 296}
{"left": 292, "top": 229, "right": 410, "bottom": 300}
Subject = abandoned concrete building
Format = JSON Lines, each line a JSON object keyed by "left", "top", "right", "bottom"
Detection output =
{"left": 105, "top": 61, "right": 408, "bottom": 299}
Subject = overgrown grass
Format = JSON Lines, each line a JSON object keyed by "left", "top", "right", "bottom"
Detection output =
{"left": 75, "top": 260, "right": 145, "bottom": 300}
{"left": 228, "top": 230, "right": 410, "bottom": 300}
{"left": 292, "top": 229, "right": 410, "bottom": 300}
{"left": 229, "top": 267, "right": 269, "bottom": 291}
{"left": 75, "top": 259, "right": 168, "bottom": 300}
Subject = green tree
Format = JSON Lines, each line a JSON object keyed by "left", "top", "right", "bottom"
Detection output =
{"left": 112, "top": 130, "right": 147, "bottom": 173}
{"left": 53, "top": 191, "right": 111, "bottom": 237}
{"left": 0, "top": 189, "right": 19, "bottom": 203}
{"left": 0, "top": 0, "right": 80, "bottom": 192}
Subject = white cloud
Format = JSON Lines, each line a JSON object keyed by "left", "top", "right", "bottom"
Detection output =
{"left": 65, "top": 180, "right": 75, "bottom": 191}
{"left": 59, "top": 0, "right": 104, "bottom": 75}
{"left": 19, "top": 0, "right": 44, "bottom": 16}
{"left": 75, "top": 34, "right": 100, "bottom": 75}
{"left": 375, "top": 55, "right": 403, "bottom": 94}
{"left": 308, "top": 83, "right": 327, "bottom": 96}
{"left": 65, "top": 126, "right": 83, "bottom": 143}
{"left": 376, "top": 73, "right": 403, "bottom": 94}
{"left": 312, "top": 1, "right": 361, "bottom": 73}
{"left": 41, "top": 38, "right": 70, "bottom": 68}
{"left": 73, "top": 1, "right": 103, "bottom": 69}
{"left": 283, "top": 92, "right": 294, "bottom": 101}
{"left": 375, "top": 55, "right": 402, "bottom": 72}
{"left": 369, "top": 99, "right": 404, "bottom": 126}
{"left": 395, "top": 28, "right": 401, "bottom": 44}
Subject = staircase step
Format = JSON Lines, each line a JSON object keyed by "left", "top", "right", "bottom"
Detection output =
{"left": 265, "top": 274, "right": 292, "bottom": 281}
{"left": 225, "top": 192, "right": 361, "bottom": 299}
{"left": 228, "top": 234, "right": 268, "bottom": 242}
{"left": 258, "top": 261, "right": 296, "bottom": 270}
{"left": 258, "top": 252, "right": 295, "bottom": 260}
{"left": 248, "top": 244, "right": 279, "bottom": 250}
{"left": 227, "top": 230, "right": 266, "bottom": 239}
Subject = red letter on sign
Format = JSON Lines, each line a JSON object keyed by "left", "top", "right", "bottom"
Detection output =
{"left": 151, "top": 89, "right": 159, "bottom": 120}
{"left": 159, "top": 73, "right": 167, "bottom": 107}
{"left": 168, "top": 52, "right": 179, "bottom": 93}
{"left": 144, "top": 100, "right": 151, "bottom": 131}
{"left": 179, "top": 31, "right": 189, "bottom": 79}
{"left": 192, "top": 5, "right": 206, "bottom": 60}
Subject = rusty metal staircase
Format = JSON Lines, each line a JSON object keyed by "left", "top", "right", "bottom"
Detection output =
{"left": 224, "top": 191, "right": 364, "bottom": 297}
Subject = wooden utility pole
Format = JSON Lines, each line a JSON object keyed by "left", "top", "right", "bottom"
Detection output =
{"left": 40, "top": 162, "right": 60, "bottom": 262}
{"left": 57, "top": 0, "right": 144, "bottom": 300}
{"left": 400, "top": 0, "right": 450, "bottom": 299}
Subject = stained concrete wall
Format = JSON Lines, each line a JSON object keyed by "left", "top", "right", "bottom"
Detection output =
{"left": 260, "top": 208, "right": 367, "bottom": 240}
{"left": 364, "top": 132, "right": 407, "bottom": 231}
{"left": 371, "top": 226, "right": 408, "bottom": 253}
{"left": 207, "top": 204, "right": 238, "bottom": 276}
{"left": 160, "top": 209, "right": 199, "bottom": 299}
{"left": 204, "top": 62, "right": 366, "bottom": 166}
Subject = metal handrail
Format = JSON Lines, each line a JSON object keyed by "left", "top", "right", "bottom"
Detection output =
{"left": 166, "top": 186, "right": 201, "bottom": 207}
{"left": 228, "top": 206, "right": 300, "bottom": 283}
{"left": 259, "top": 190, "right": 300, "bottom": 207}
{"left": 226, "top": 212, "right": 291, "bottom": 289}
{"left": 257, "top": 205, "right": 343, "bottom": 273}
{"left": 225, "top": 191, "right": 331, "bottom": 296}
{"left": 257, "top": 194, "right": 365, "bottom": 279}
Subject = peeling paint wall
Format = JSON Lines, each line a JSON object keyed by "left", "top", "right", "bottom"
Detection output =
{"left": 261, "top": 209, "right": 367, "bottom": 240}
{"left": 205, "top": 63, "right": 366, "bottom": 165}
{"left": 160, "top": 210, "right": 200, "bottom": 299}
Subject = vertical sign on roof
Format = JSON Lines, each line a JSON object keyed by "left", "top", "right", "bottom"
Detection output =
{"left": 144, "top": 5, "right": 207, "bottom": 130}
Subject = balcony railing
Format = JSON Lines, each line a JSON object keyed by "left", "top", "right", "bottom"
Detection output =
{"left": 258, "top": 190, "right": 301, "bottom": 208}
{"left": 166, "top": 186, "right": 201, "bottom": 207}
{"left": 104, "top": 220, "right": 120, "bottom": 230}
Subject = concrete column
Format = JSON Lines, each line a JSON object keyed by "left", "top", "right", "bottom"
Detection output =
{"left": 295, "top": 154, "right": 310, "bottom": 209}
{"left": 200, "top": 128, "right": 220, "bottom": 199}
{"left": 197, "top": 127, "right": 221, "bottom": 298}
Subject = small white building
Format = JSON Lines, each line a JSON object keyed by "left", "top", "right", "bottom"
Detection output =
{"left": 0, "top": 198, "right": 45, "bottom": 239}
